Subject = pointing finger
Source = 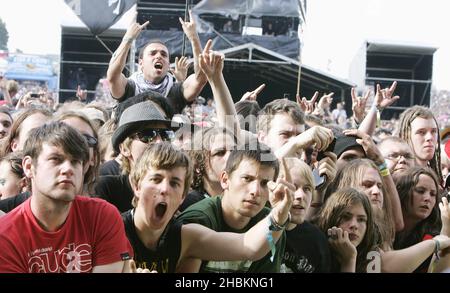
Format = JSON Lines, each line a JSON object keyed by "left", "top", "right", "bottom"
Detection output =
{"left": 351, "top": 88, "right": 356, "bottom": 102}
{"left": 254, "top": 83, "right": 266, "bottom": 95}
{"left": 310, "top": 91, "right": 319, "bottom": 104}
{"left": 389, "top": 81, "right": 397, "bottom": 93}
{"left": 140, "top": 21, "right": 149, "bottom": 30}
{"left": 281, "top": 158, "right": 291, "bottom": 183}
{"left": 203, "top": 39, "right": 213, "bottom": 53}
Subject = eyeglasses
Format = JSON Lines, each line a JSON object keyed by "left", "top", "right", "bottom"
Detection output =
{"left": 83, "top": 134, "right": 98, "bottom": 148}
{"left": 385, "top": 152, "right": 415, "bottom": 161}
{"left": 133, "top": 129, "right": 175, "bottom": 144}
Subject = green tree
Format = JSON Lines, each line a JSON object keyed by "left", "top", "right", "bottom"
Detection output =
{"left": 0, "top": 18, "right": 8, "bottom": 50}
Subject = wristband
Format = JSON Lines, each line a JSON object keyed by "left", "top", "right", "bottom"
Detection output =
{"left": 268, "top": 212, "right": 291, "bottom": 231}
{"left": 377, "top": 161, "right": 387, "bottom": 171}
{"left": 379, "top": 168, "right": 390, "bottom": 177}
{"left": 266, "top": 225, "right": 276, "bottom": 263}
{"left": 433, "top": 239, "right": 440, "bottom": 261}
{"left": 378, "top": 161, "right": 390, "bottom": 177}
{"left": 376, "top": 108, "right": 381, "bottom": 128}
{"left": 266, "top": 212, "right": 290, "bottom": 263}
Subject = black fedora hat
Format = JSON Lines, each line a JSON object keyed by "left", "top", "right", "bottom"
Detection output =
{"left": 112, "top": 101, "right": 180, "bottom": 152}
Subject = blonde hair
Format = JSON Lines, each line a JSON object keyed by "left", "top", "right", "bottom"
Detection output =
{"left": 284, "top": 157, "right": 315, "bottom": 197}
{"left": 119, "top": 137, "right": 134, "bottom": 174}
{"left": 130, "top": 142, "right": 193, "bottom": 207}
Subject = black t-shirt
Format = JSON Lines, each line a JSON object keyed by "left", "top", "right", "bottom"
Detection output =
{"left": 0, "top": 191, "right": 31, "bottom": 213}
{"left": 119, "top": 79, "right": 187, "bottom": 114}
{"left": 394, "top": 232, "right": 438, "bottom": 273}
{"left": 93, "top": 174, "right": 134, "bottom": 213}
{"left": 99, "top": 159, "right": 121, "bottom": 176}
{"left": 122, "top": 209, "right": 182, "bottom": 273}
{"left": 178, "top": 189, "right": 210, "bottom": 213}
{"left": 282, "top": 221, "right": 331, "bottom": 273}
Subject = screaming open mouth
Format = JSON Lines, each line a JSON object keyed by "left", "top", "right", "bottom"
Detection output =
{"left": 155, "top": 202, "right": 168, "bottom": 220}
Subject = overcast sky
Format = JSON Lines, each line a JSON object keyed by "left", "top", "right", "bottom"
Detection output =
{"left": 1, "top": 0, "right": 449, "bottom": 90}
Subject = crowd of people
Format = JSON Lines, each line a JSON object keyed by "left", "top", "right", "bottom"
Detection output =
{"left": 0, "top": 11, "right": 449, "bottom": 274}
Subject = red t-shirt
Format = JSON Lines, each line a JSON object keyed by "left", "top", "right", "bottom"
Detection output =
{"left": 0, "top": 196, "right": 133, "bottom": 273}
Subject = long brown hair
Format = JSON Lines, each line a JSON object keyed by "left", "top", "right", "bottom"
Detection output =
{"left": 394, "top": 167, "right": 441, "bottom": 249}
{"left": 188, "top": 127, "right": 236, "bottom": 192}
{"left": 317, "top": 188, "right": 378, "bottom": 273}
{"left": 398, "top": 105, "right": 442, "bottom": 183}
{"left": 324, "top": 158, "right": 395, "bottom": 248}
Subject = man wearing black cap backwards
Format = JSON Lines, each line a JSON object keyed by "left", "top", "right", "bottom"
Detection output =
{"left": 94, "top": 100, "right": 179, "bottom": 213}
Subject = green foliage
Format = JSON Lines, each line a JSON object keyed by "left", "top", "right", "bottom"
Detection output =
{"left": 0, "top": 18, "right": 9, "bottom": 51}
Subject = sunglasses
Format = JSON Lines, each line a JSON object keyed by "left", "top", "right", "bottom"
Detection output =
{"left": 134, "top": 129, "right": 175, "bottom": 144}
{"left": 83, "top": 133, "right": 98, "bottom": 148}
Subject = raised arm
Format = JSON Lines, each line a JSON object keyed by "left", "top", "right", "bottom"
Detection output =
{"left": 179, "top": 10, "right": 208, "bottom": 102}
{"left": 357, "top": 82, "right": 399, "bottom": 136}
{"left": 351, "top": 87, "right": 370, "bottom": 127}
{"left": 198, "top": 41, "right": 242, "bottom": 138}
{"left": 296, "top": 91, "right": 319, "bottom": 115}
{"left": 240, "top": 84, "right": 266, "bottom": 102}
{"left": 107, "top": 15, "right": 149, "bottom": 99}
{"left": 170, "top": 56, "right": 190, "bottom": 82}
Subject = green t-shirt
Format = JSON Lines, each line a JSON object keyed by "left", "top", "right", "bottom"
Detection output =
{"left": 176, "top": 196, "right": 285, "bottom": 273}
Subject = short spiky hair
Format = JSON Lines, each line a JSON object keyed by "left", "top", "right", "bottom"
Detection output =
{"left": 23, "top": 121, "right": 89, "bottom": 165}
{"left": 257, "top": 99, "right": 304, "bottom": 135}
{"left": 138, "top": 39, "right": 169, "bottom": 60}
{"left": 225, "top": 141, "right": 279, "bottom": 181}
{"left": 398, "top": 106, "right": 442, "bottom": 182}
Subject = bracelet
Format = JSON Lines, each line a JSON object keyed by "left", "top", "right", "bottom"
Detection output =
{"left": 268, "top": 212, "right": 291, "bottom": 231}
{"left": 433, "top": 239, "right": 440, "bottom": 261}
{"left": 379, "top": 168, "right": 390, "bottom": 177}
{"left": 266, "top": 213, "right": 289, "bottom": 263}
{"left": 123, "top": 37, "right": 134, "bottom": 44}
